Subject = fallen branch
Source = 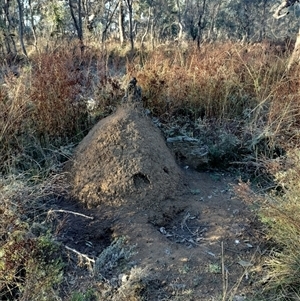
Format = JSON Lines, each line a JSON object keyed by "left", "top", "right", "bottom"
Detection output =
{"left": 48, "top": 209, "right": 94, "bottom": 220}
{"left": 64, "top": 245, "right": 95, "bottom": 264}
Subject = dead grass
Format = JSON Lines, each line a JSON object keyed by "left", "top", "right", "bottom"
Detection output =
{"left": 235, "top": 149, "right": 300, "bottom": 300}
{"left": 126, "top": 42, "right": 289, "bottom": 123}
{"left": 0, "top": 173, "right": 68, "bottom": 300}
{"left": 0, "top": 43, "right": 125, "bottom": 173}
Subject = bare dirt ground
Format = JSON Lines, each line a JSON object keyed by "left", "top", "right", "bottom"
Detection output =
{"left": 52, "top": 104, "right": 264, "bottom": 301}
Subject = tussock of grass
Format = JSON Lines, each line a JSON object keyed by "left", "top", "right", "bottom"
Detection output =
{"left": 28, "top": 51, "right": 88, "bottom": 141}
{"left": 0, "top": 45, "right": 125, "bottom": 173}
{"left": 94, "top": 237, "right": 135, "bottom": 280}
{"left": 0, "top": 174, "right": 68, "bottom": 300}
{"left": 236, "top": 150, "right": 300, "bottom": 300}
{"left": 259, "top": 150, "right": 300, "bottom": 299}
{"left": 128, "top": 42, "right": 288, "bottom": 122}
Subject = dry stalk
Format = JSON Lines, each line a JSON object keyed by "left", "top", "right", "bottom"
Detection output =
{"left": 221, "top": 241, "right": 228, "bottom": 301}
{"left": 48, "top": 209, "right": 94, "bottom": 220}
{"left": 64, "top": 245, "right": 95, "bottom": 271}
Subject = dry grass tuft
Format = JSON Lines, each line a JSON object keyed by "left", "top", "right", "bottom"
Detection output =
{"left": 126, "top": 42, "right": 288, "bottom": 123}
{"left": 28, "top": 50, "right": 88, "bottom": 141}
{"left": 235, "top": 150, "right": 300, "bottom": 300}
{"left": 0, "top": 173, "right": 68, "bottom": 300}
{"left": 0, "top": 44, "right": 125, "bottom": 173}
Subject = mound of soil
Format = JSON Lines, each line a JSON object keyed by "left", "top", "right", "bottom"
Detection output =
{"left": 68, "top": 104, "right": 183, "bottom": 208}
{"left": 62, "top": 103, "right": 262, "bottom": 300}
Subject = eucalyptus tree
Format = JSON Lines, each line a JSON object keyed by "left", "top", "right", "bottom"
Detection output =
{"left": 117, "top": 0, "right": 182, "bottom": 46}
{"left": 214, "top": 0, "right": 256, "bottom": 41}
{"left": 187, "top": 0, "right": 208, "bottom": 46}
{"left": 37, "top": 0, "right": 68, "bottom": 38}
{"left": 212, "top": 0, "right": 279, "bottom": 42}
{"left": 149, "top": 0, "right": 184, "bottom": 42}
{"left": 124, "top": 0, "right": 134, "bottom": 49}
{"left": 101, "top": 0, "right": 119, "bottom": 42}
{"left": 273, "top": 0, "right": 300, "bottom": 69}
{"left": 1, "top": 0, "right": 17, "bottom": 56}
{"left": 68, "top": 0, "right": 83, "bottom": 44}
{"left": 206, "top": 0, "right": 222, "bottom": 41}
{"left": 182, "top": 0, "right": 241, "bottom": 44}
{"left": 27, "top": 0, "right": 38, "bottom": 48}
{"left": 140, "top": 4, "right": 154, "bottom": 46}
{"left": 159, "top": 0, "right": 183, "bottom": 41}
{"left": 118, "top": 0, "right": 125, "bottom": 45}
{"left": 16, "top": 0, "right": 27, "bottom": 56}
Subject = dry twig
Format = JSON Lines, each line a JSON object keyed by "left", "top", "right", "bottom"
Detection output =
{"left": 48, "top": 209, "right": 94, "bottom": 220}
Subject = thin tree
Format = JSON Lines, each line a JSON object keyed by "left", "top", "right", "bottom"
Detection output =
{"left": 273, "top": 0, "right": 300, "bottom": 69}
{"left": 16, "top": 0, "right": 27, "bottom": 56}
{"left": 140, "top": 6, "right": 152, "bottom": 47}
{"left": 197, "top": 0, "right": 207, "bottom": 48}
{"left": 176, "top": 0, "right": 184, "bottom": 41}
{"left": 2, "top": 0, "right": 17, "bottom": 55}
{"left": 101, "top": 0, "right": 120, "bottom": 43}
{"left": 28, "top": 0, "right": 38, "bottom": 50}
{"left": 69, "top": 0, "right": 84, "bottom": 52}
{"left": 125, "top": 0, "right": 134, "bottom": 51}
{"left": 119, "top": 0, "right": 125, "bottom": 46}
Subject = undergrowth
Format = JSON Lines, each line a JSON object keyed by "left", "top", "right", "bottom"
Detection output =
{"left": 260, "top": 150, "right": 300, "bottom": 300}
{"left": 0, "top": 44, "right": 123, "bottom": 174}
{"left": 0, "top": 174, "right": 67, "bottom": 300}
{"left": 129, "top": 42, "right": 288, "bottom": 121}
{"left": 235, "top": 149, "right": 300, "bottom": 300}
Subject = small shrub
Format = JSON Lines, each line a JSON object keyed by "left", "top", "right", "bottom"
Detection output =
{"left": 94, "top": 237, "right": 135, "bottom": 280}
{"left": 70, "top": 289, "right": 96, "bottom": 301}
{"left": 235, "top": 150, "right": 300, "bottom": 300}
{"left": 128, "top": 42, "right": 285, "bottom": 122}
{"left": 0, "top": 74, "right": 30, "bottom": 173}
{"left": 260, "top": 150, "right": 300, "bottom": 299}
{"left": 28, "top": 49, "right": 90, "bottom": 143}
{"left": 0, "top": 174, "right": 66, "bottom": 301}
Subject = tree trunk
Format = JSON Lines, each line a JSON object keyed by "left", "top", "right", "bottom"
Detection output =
{"left": 176, "top": 0, "right": 183, "bottom": 41}
{"left": 2, "top": 0, "right": 17, "bottom": 56}
{"left": 16, "top": 0, "right": 27, "bottom": 57}
{"left": 272, "top": 0, "right": 300, "bottom": 70}
{"left": 207, "top": 0, "right": 221, "bottom": 41}
{"left": 126, "top": 0, "right": 134, "bottom": 51}
{"left": 259, "top": 0, "right": 268, "bottom": 41}
{"left": 141, "top": 6, "right": 152, "bottom": 46}
{"left": 101, "top": 1, "right": 119, "bottom": 43}
{"left": 197, "top": 0, "right": 207, "bottom": 48}
{"left": 119, "top": 0, "right": 125, "bottom": 46}
{"left": 288, "top": 28, "right": 300, "bottom": 70}
{"left": 69, "top": 0, "right": 84, "bottom": 53}
{"left": 150, "top": 20, "right": 155, "bottom": 50}
{"left": 28, "top": 0, "right": 38, "bottom": 50}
